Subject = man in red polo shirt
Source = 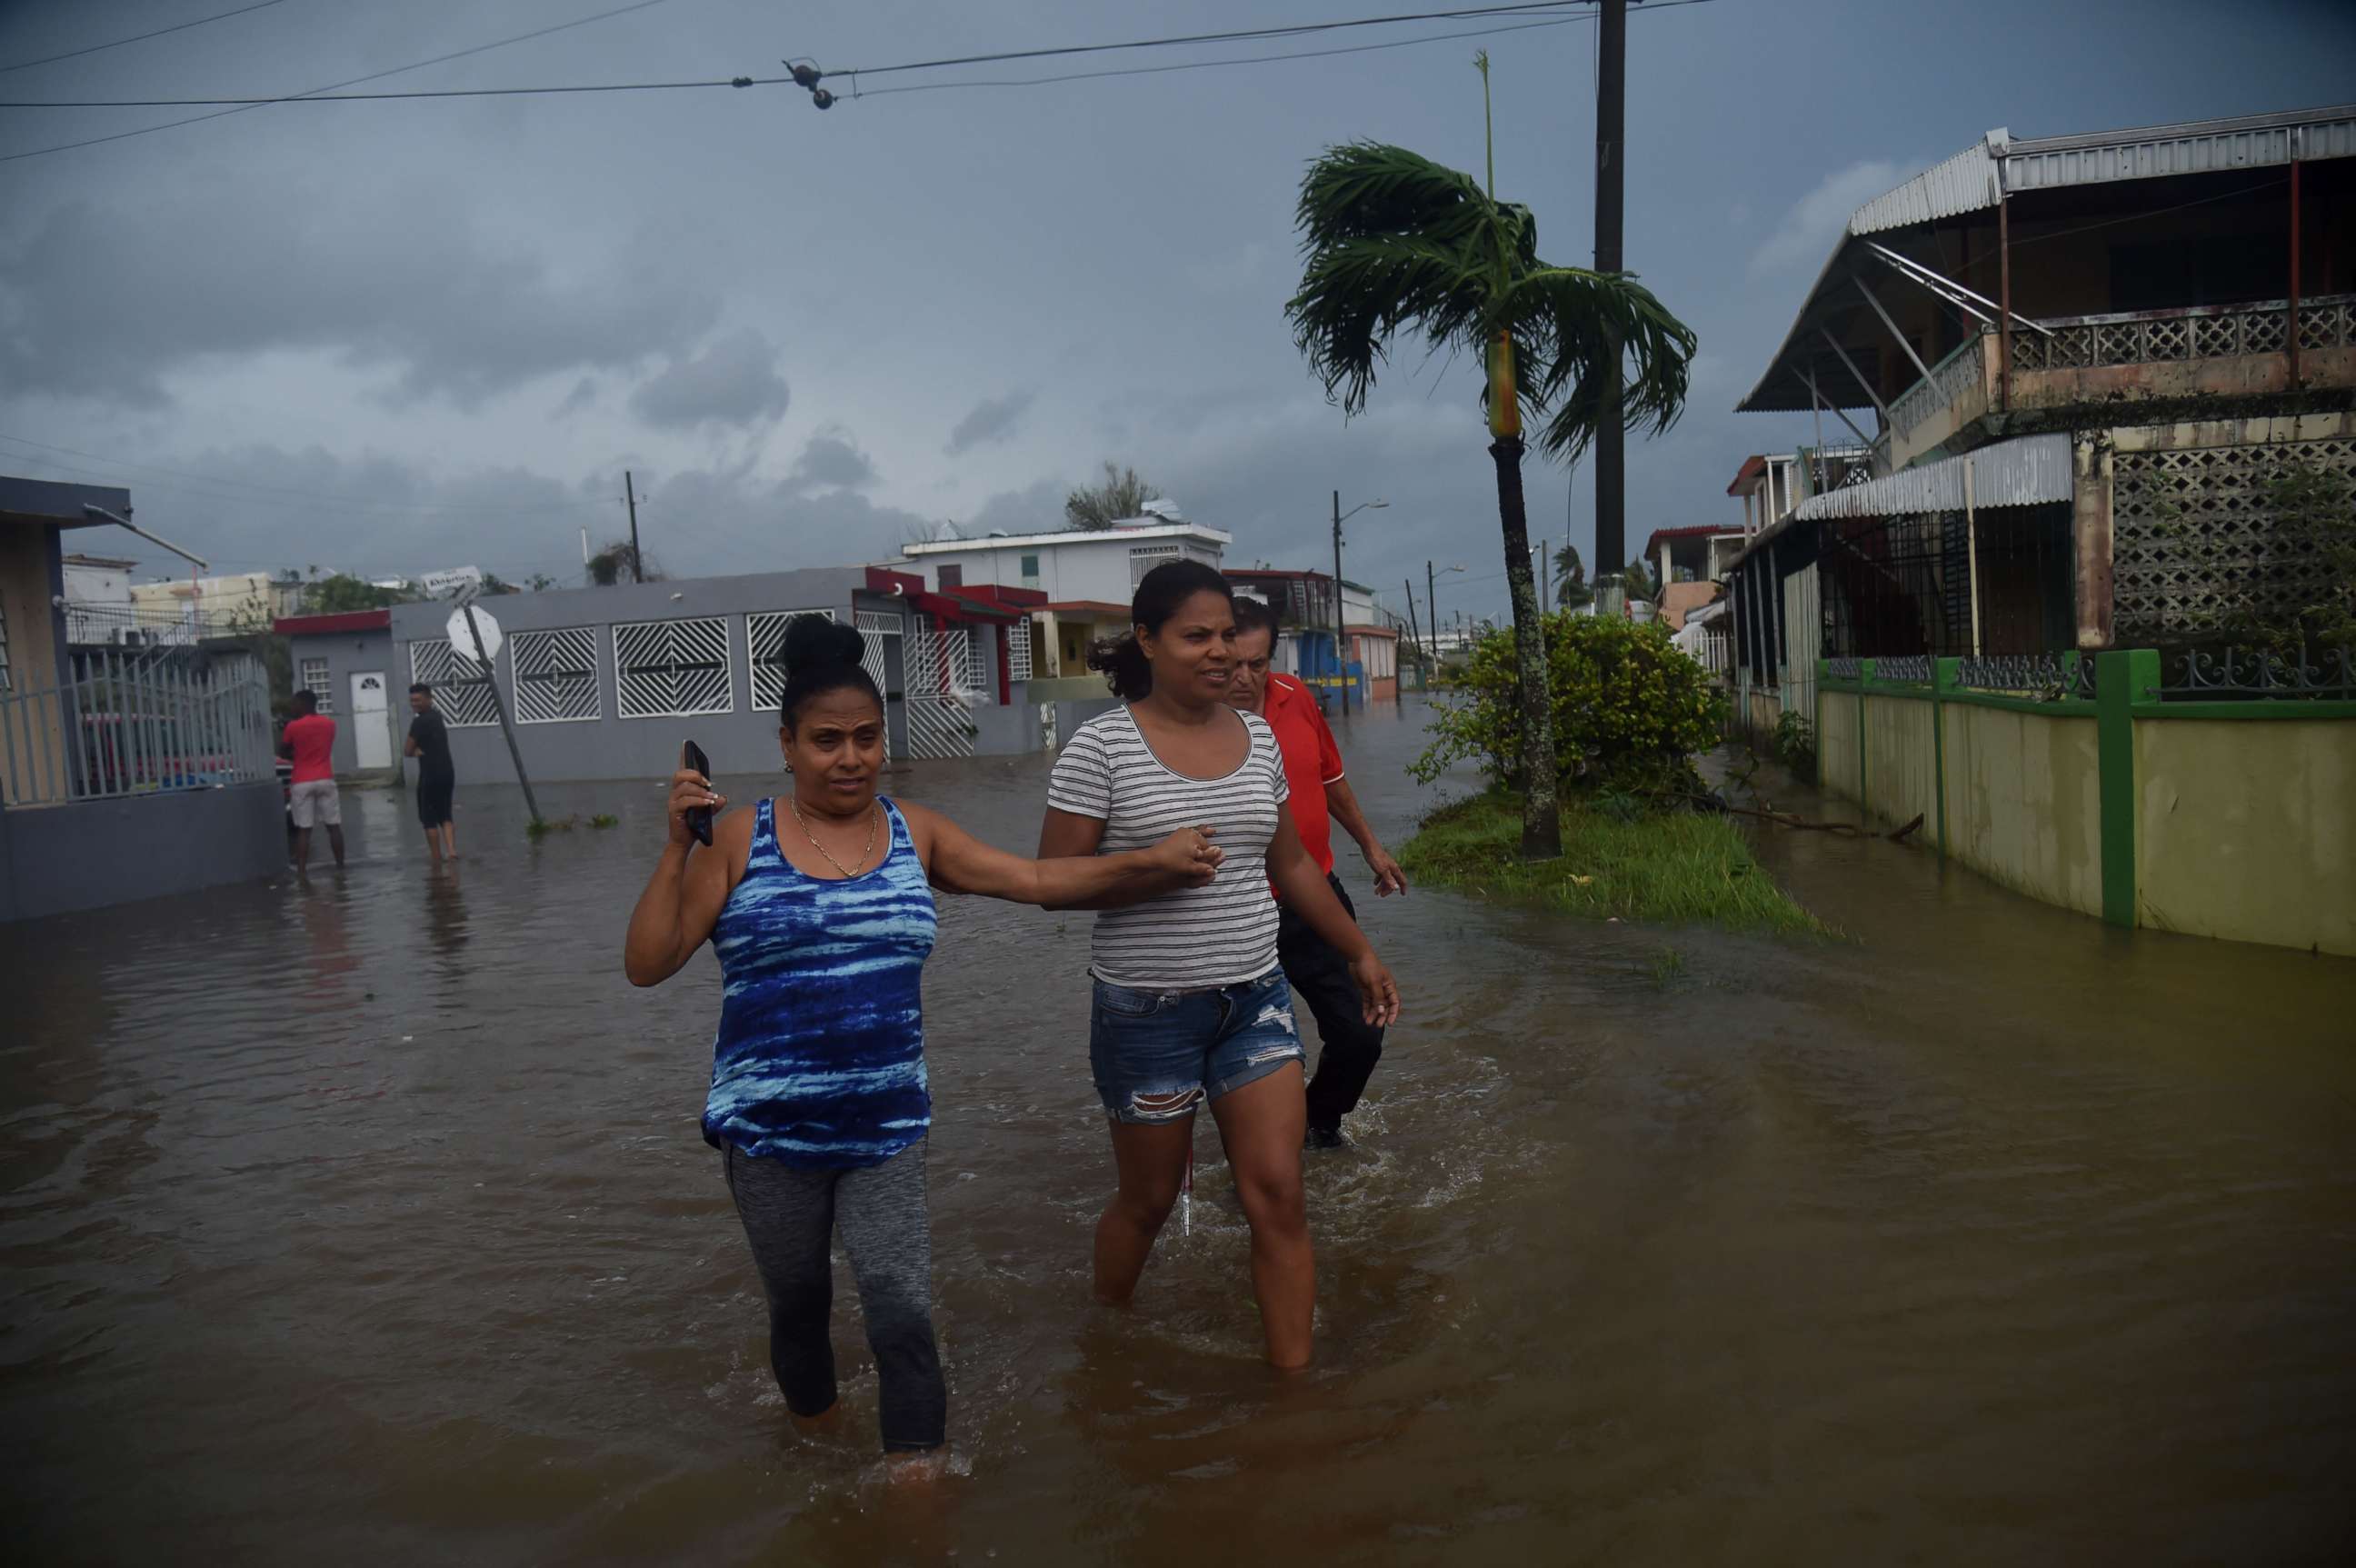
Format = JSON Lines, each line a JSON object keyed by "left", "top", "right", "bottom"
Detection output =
{"left": 1228, "top": 595, "right": 1407, "bottom": 1149}
{"left": 278, "top": 689, "right": 345, "bottom": 873}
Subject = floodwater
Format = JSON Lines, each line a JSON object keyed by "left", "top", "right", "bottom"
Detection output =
{"left": 4, "top": 698, "right": 2351, "bottom": 1566}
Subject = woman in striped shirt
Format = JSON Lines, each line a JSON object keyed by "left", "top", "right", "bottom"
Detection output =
{"left": 624, "top": 617, "right": 1223, "bottom": 1473}
{"left": 1041, "top": 561, "right": 1401, "bottom": 1369}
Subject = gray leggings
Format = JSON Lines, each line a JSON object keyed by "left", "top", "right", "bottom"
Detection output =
{"left": 723, "top": 1140, "right": 945, "bottom": 1452}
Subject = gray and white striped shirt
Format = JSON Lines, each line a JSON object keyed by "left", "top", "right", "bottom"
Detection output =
{"left": 1046, "top": 704, "right": 1289, "bottom": 990}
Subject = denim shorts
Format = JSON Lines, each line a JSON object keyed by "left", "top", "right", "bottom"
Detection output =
{"left": 1088, "top": 968, "right": 1304, "bottom": 1124}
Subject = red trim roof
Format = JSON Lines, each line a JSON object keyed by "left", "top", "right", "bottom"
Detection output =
{"left": 954, "top": 584, "right": 1047, "bottom": 608}
{"left": 1726, "top": 454, "right": 1766, "bottom": 495}
{"left": 275, "top": 610, "right": 390, "bottom": 635}
{"left": 1642, "top": 524, "right": 1743, "bottom": 561}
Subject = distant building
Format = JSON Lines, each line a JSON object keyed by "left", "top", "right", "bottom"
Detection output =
{"left": 60, "top": 552, "right": 138, "bottom": 643}
{"left": 128, "top": 570, "right": 303, "bottom": 636}
{"left": 900, "top": 517, "right": 1231, "bottom": 604}
{"left": 1225, "top": 568, "right": 1401, "bottom": 706}
{"left": 1640, "top": 525, "right": 1745, "bottom": 630}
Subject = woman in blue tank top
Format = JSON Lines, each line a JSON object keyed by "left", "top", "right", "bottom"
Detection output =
{"left": 624, "top": 618, "right": 1221, "bottom": 1476}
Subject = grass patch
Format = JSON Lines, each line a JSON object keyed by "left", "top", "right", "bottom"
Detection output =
{"left": 525, "top": 814, "right": 580, "bottom": 840}
{"left": 1399, "top": 789, "right": 1826, "bottom": 936}
{"left": 589, "top": 814, "right": 619, "bottom": 830}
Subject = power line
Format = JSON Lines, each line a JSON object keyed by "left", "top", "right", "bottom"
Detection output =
{"left": 0, "top": 0, "right": 1724, "bottom": 113}
{"left": 830, "top": 2, "right": 1599, "bottom": 78}
{"left": 853, "top": 13, "right": 1594, "bottom": 99}
{"left": 0, "top": 0, "right": 676, "bottom": 164}
{"left": 0, "top": 0, "right": 294, "bottom": 75}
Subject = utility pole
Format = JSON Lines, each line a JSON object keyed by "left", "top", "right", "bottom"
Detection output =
{"left": 1331, "top": 489, "right": 1350, "bottom": 715}
{"left": 1593, "top": 0, "right": 1629, "bottom": 593}
{"left": 624, "top": 469, "right": 644, "bottom": 584}
{"left": 1403, "top": 576, "right": 1424, "bottom": 691}
{"left": 1426, "top": 560, "right": 1441, "bottom": 665}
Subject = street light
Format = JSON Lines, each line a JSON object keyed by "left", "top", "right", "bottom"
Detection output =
{"left": 1427, "top": 562, "right": 1466, "bottom": 665}
{"left": 1331, "top": 493, "right": 1387, "bottom": 714}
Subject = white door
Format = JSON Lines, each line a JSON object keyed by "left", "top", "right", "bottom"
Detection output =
{"left": 350, "top": 671, "right": 392, "bottom": 768}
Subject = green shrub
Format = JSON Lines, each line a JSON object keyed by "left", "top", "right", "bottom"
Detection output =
{"left": 1772, "top": 710, "right": 1817, "bottom": 783}
{"left": 1410, "top": 613, "right": 1725, "bottom": 800}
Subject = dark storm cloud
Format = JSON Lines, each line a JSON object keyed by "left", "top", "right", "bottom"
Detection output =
{"left": 626, "top": 329, "right": 793, "bottom": 431}
{"left": 784, "top": 428, "right": 877, "bottom": 492}
{"left": 944, "top": 389, "right": 1035, "bottom": 455}
{"left": 0, "top": 185, "right": 716, "bottom": 405}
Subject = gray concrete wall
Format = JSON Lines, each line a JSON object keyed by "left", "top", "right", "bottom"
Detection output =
{"left": 0, "top": 782, "right": 284, "bottom": 923}
{"left": 285, "top": 625, "right": 399, "bottom": 777}
{"left": 385, "top": 570, "right": 886, "bottom": 786}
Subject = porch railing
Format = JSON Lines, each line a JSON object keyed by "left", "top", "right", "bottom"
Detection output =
{"left": 0, "top": 647, "right": 276, "bottom": 808}
{"left": 2010, "top": 294, "right": 2355, "bottom": 373}
{"left": 1891, "top": 333, "right": 1990, "bottom": 438}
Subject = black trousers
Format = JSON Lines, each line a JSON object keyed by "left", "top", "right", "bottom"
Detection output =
{"left": 1276, "top": 873, "right": 1388, "bottom": 1132}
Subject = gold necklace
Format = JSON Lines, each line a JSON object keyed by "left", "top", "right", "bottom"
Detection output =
{"left": 790, "top": 797, "right": 879, "bottom": 878}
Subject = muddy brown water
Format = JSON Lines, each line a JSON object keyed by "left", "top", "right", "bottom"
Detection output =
{"left": 4, "top": 699, "right": 2351, "bottom": 1565}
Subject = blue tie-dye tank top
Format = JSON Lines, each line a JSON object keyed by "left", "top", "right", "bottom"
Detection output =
{"left": 703, "top": 796, "right": 937, "bottom": 1167}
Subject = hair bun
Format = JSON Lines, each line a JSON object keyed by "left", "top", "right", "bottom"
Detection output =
{"left": 784, "top": 615, "right": 865, "bottom": 669}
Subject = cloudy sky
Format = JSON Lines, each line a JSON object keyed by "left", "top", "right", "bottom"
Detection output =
{"left": 3, "top": 0, "right": 2351, "bottom": 623}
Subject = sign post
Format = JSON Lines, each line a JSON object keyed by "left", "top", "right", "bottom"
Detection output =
{"left": 449, "top": 596, "right": 541, "bottom": 825}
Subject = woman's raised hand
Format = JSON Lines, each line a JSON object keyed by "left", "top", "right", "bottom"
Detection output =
{"left": 666, "top": 768, "right": 724, "bottom": 848}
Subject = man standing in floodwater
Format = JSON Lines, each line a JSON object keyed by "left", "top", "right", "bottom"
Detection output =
{"left": 280, "top": 689, "right": 344, "bottom": 873}
{"left": 404, "top": 684, "right": 457, "bottom": 862}
{"left": 1224, "top": 594, "right": 1407, "bottom": 1149}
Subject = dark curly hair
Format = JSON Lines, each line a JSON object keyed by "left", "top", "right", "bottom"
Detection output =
{"left": 1086, "top": 560, "right": 1233, "bottom": 701}
{"left": 779, "top": 615, "right": 881, "bottom": 730}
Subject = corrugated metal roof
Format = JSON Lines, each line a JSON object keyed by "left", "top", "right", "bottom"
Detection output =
{"left": 1795, "top": 434, "right": 2072, "bottom": 522}
{"left": 1850, "top": 137, "right": 2006, "bottom": 236}
{"left": 2006, "top": 104, "right": 2356, "bottom": 192}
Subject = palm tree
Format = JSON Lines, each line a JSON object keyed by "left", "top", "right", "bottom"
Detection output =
{"left": 1287, "top": 54, "right": 1696, "bottom": 857}
{"left": 1622, "top": 559, "right": 1662, "bottom": 605}
{"left": 1552, "top": 543, "right": 1592, "bottom": 611}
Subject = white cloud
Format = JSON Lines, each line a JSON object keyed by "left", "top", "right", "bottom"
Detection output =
{"left": 1748, "top": 159, "right": 1906, "bottom": 275}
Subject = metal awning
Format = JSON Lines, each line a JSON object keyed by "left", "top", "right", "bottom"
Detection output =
{"left": 1736, "top": 103, "right": 2356, "bottom": 416}
{"left": 1729, "top": 434, "right": 2072, "bottom": 568}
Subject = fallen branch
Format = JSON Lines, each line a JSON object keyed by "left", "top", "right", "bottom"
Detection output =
{"left": 1700, "top": 795, "right": 1925, "bottom": 842}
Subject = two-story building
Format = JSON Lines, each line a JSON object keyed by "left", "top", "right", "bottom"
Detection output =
{"left": 1224, "top": 568, "right": 1401, "bottom": 708}
{"left": 899, "top": 515, "right": 1232, "bottom": 689}
{"left": 1720, "top": 102, "right": 2355, "bottom": 730}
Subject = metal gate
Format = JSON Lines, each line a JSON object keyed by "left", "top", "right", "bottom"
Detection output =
{"left": 903, "top": 614, "right": 975, "bottom": 760}
{"left": 854, "top": 609, "right": 901, "bottom": 762}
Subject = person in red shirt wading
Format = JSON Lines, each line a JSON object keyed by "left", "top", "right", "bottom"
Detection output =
{"left": 1226, "top": 595, "right": 1408, "bottom": 1149}
{"left": 279, "top": 689, "right": 345, "bottom": 873}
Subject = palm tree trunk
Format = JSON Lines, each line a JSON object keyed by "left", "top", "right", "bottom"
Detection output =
{"left": 1490, "top": 435, "right": 1562, "bottom": 859}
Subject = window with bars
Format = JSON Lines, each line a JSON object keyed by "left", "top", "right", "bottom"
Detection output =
{"left": 408, "top": 638, "right": 499, "bottom": 726}
{"left": 746, "top": 609, "right": 837, "bottom": 714}
{"left": 511, "top": 626, "right": 601, "bottom": 723}
{"left": 299, "top": 656, "right": 334, "bottom": 711}
{"left": 614, "top": 616, "right": 734, "bottom": 718}
{"left": 1007, "top": 617, "right": 1033, "bottom": 683}
{"left": 1129, "top": 544, "right": 1180, "bottom": 585}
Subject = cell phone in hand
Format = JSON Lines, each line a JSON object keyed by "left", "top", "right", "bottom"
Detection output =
{"left": 681, "top": 740, "right": 714, "bottom": 847}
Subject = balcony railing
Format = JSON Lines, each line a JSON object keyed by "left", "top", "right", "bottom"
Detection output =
{"left": 1892, "top": 332, "right": 1991, "bottom": 438}
{"left": 2010, "top": 294, "right": 2354, "bottom": 373}
{"left": 63, "top": 600, "right": 259, "bottom": 645}
{"left": 0, "top": 647, "right": 276, "bottom": 808}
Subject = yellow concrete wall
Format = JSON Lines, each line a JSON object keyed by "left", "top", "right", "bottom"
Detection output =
{"left": 1940, "top": 703, "right": 2104, "bottom": 918}
{"left": 2136, "top": 718, "right": 2356, "bottom": 957}
{"left": 1860, "top": 692, "right": 1938, "bottom": 835}
{"left": 1817, "top": 687, "right": 1857, "bottom": 804}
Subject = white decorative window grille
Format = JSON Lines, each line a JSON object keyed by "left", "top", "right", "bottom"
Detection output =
{"left": 746, "top": 609, "right": 837, "bottom": 714}
{"left": 407, "top": 638, "right": 498, "bottom": 727}
{"left": 299, "top": 656, "right": 334, "bottom": 711}
{"left": 1129, "top": 544, "right": 1180, "bottom": 586}
{"left": 1007, "top": 617, "right": 1033, "bottom": 683}
{"left": 2111, "top": 435, "right": 2356, "bottom": 640}
{"left": 512, "top": 627, "right": 601, "bottom": 724}
{"left": 614, "top": 616, "right": 734, "bottom": 719}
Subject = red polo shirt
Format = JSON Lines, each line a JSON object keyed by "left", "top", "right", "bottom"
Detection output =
{"left": 1263, "top": 673, "right": 1345, "bottom": 876}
